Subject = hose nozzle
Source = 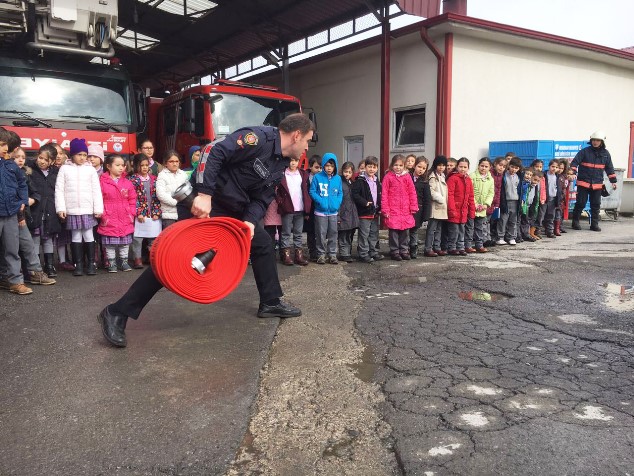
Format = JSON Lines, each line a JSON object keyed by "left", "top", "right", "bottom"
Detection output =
{"left": 191, "top": 248, "right": 217, "bottom": 274}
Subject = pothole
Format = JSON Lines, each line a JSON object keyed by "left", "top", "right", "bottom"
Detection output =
{"left": 458, "top": 291, "right": 509, "bottom": 302}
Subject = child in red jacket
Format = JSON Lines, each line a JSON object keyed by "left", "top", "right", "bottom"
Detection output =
{"left": 381, "top": 154, "right": 418, "bottom": 261}
{"left": 446, "top": 157, "right": 476, "bottom": 255}
{"left": 98, "top": 154, "right": 137, "bottom": 273}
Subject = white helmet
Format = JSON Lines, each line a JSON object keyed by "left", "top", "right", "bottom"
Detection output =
{"left": 590, "top": 131, "right": 606, "bottom": 141}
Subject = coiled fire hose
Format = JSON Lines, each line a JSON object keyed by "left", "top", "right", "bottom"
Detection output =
{"left": 150, "top": 183, "right": 252, "bottom": 304}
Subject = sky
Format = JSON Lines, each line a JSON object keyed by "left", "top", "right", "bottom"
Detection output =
{"left": 465, "top": 0, "right": 634, "bottom": 49}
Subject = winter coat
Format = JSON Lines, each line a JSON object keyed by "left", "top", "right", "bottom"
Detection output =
{"left": 544, "top": 172, "right": 563, "bottom": 206}
{"left": 499, "top": 172, "right": 522, "bottom": 215}
{"left": 487, "top": 170, "right": 503, "bottom": 215}
{"left": 0, "top": 158, "right": 28, "bottom": 217}
{"left": 338, "top": 178, "right": 359, "bottom": 231}
{"left": 28, "top": 166, "right": 62, "bottom": 235}
{"left": 276, "top": 168, "right": 312, "bottom": 215}
{"left": 428, "top": 172, "right": 448, "bottom": 220}
{"left": 351, "top": 174, "right": 381, "bottom": 217}
{"left": 129, "top": 174, "right": 161, "bottom": 218}
{"left": 381, "top": 171, "right": 418, "bottom": 230}
{"left": 571, "top": 145, "right": 616, "bottom": 190}
{"left": 470, "top": 171, "right": 494, "bottom": 218}
{"left": 412, "top": 175, "right": 432, "bottom": 227}
{"left": 156, "top": 168, "right": 188, "bottom": 220}
{"left": 55, "top": 162, "right": 104, "bottom": 216}
{"left": 446, "top": 171, "right": 476, "bottom": 224}
{"left": 97, "top": 173, "right": 136, "bottom": 237}
{"left": 309, "top": 154, "right": 343, "bottom": 215}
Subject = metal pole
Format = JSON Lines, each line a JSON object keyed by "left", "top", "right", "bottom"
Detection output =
{"left": 380, "top": 13, "right": 390, "bottom": 176}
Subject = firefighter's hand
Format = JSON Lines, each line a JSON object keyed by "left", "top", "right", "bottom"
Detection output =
{"left": 192, "top": 193, "right": 212, "bottom": 218}
{"left": 612, "top": 183, "right": 617, "bottom": 190}
{"left": 244, "top": 221, "right": 255, "bottom": 239}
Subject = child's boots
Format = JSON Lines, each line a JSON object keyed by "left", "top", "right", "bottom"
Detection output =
{"left": 294, "top": 248, "right": 309, "bottom": 266}
{"left": 409, "top": 245, "right": 418, "bottom": 259}
{"left": 529, "top": 227, "right": 541, "bottom": 240}
{"left": 85, "top": 241, "right": 97, "bottom": 275}
{"left": 281, "top": 248, "right": 294, "bottom": 266}
{"left": 554, "top": 220, "right": 562, "bottom": 236}
{"left": 71, "top": 242, "right": 83, "bottom": 276}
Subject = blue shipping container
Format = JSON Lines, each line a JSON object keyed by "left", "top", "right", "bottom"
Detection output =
{"left": 489, "top": 140, "right": 554, "bottom": 169}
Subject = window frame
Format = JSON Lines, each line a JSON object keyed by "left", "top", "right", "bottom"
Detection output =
{"left": 392, "top": 104, "right": 426, "bottom": 152}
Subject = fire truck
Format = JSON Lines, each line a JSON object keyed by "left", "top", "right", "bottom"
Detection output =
{"left": 148, "top": 80, "right": 314, "bottom": 169}
{"left": 0, "top": 0, "right": 145, "bottom": 157}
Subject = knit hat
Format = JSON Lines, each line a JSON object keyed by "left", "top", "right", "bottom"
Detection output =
{"left": 69, "top": 138, "right": 89, "bottom": 156}
{"left": 87, "top": 144, "right": 104, "bottom": 163}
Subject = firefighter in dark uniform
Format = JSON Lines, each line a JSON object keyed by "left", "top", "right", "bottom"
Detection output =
{"left": 570, "top": 131, "right": 617, "bottom": 232}
{"left": 98, "top": 113, "right": 315, "bottom": 347}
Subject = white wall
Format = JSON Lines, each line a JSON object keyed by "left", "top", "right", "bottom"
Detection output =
{"left": 451, "top": 35, "right": 634, "bottom": 171}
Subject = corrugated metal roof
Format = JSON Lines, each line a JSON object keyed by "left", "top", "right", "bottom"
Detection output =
{"left": 116, "top": 0, "right": 397, "bottom": 93}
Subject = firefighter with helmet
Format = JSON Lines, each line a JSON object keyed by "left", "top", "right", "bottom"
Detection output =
{"left": 570, "top": 131, "right": 617, "bottom": 232}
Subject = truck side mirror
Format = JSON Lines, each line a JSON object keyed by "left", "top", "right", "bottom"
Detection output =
{"left": 182, "top": 97, "right": 196, "bottom": 133}
{"left": 133, "top": 84, "right": 147, "bottom": 133}
{"left": 308, "top": 111, "right": 318, "bottom": 144}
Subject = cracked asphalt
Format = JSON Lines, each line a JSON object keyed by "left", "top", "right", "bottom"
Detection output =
{"left": 352, "top": 218, "right": 634, "bottom": 475}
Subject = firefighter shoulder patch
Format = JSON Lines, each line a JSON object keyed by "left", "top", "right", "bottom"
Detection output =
{"left": 244, "top": 132, "right": 258, "bottom": 146}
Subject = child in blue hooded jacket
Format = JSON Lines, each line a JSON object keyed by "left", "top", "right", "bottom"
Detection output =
{"left": 309, "top": 152, "right": 343, "bottom": 264}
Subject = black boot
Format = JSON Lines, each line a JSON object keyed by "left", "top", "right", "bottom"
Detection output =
{"left": 98, "top": 305, "right": 128, "bottom": 347}
{"left": 43, "top": 253, "right": 57, "bottom": 277}
{"left": 71, "top": 242, "right": 84, "bottom": 276}
{"left": 571, "top": 216, "right": 581, "bottom": 230}
{"left": 85, "top": 241, "right": 97, "bottom": 275}
{"left": 590, "top": 209, "right": 601, "bottom": 231}
{"left": 410, "top": 245, "right": 418, "bottom": 259}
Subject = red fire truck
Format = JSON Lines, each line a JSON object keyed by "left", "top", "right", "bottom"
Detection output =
{"left": 0, "top": 56, "right": 145, "bottom": 157}
{"left": 148, "top": 80, "right": 314, "bottom": 169}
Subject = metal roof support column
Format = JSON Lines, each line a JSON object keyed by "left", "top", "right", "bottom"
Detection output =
{"left": 282, "top": 46, "right": 290, "bottom": 94}
{"left": 420, "top": 27, "right": 444, "bottom": 156}
{"left": 380, "top": 14, "right": 391, "bottom": 175}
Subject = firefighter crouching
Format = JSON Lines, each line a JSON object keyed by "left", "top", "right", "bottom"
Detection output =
{"left": 570, "top": 131, "right": 617, "bottom": 232}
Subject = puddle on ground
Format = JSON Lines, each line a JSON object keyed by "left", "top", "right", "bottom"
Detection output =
{"left": 602, "top": 283, "right": 634, "bottom": 312}
{"left": 348, "top": 345, "right": 379, "bottom": 383}
{"left": 458, "top": 291, "right": 508, "bottom": 302}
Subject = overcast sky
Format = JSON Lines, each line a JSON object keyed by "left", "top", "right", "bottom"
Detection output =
{"left": 456, "top": 0, "right": 634, "bottom": 49}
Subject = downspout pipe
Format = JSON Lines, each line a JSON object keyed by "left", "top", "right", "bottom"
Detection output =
{"left": 420, "top": 27, "right": 444, "bottom": 157}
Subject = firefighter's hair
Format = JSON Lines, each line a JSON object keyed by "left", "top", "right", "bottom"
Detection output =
{"left": 278, "top": 113, "right": 315, "bottom": 135}
{"left": 0, "top": 126, "right": 9, "bottom": 145}
{"left": 7, "top": 130, "right": 21, "bottom": 152}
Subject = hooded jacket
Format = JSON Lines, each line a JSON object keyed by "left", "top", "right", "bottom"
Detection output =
{"left": 156, "top": 168, "right": 188, "bottom": 220}
{"left": 97, "top": 173, "right": 136, "bottom": 237}
{"left": 446, "top": 171, "right": 475, "bottom": 224}
{"left": 338, "top": 176, "right": 360, "bottom": 231}
{"left": 381, "top": 170, "right": 418, "bottom": 230}
{"left": 470, "top": 170, "right": 494, "bottom": 218}
{"left": 412, "top": 174, "right": 432, "bottom": 227}
{"left": 309, "top": 153, "right": 343, "bottom": 215}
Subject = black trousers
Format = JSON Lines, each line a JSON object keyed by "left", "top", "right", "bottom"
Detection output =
{"left": 572, "top": 186, "right": 602, "bottom": 222}
{"left": 110, "top": 208, "right": 283, "bottom": 319}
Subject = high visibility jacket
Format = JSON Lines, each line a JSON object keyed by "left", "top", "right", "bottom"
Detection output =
{"left": 570, "top": 145, "right": 616, "bottom": 190}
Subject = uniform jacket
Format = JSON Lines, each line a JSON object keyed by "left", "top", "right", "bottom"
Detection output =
{"left": 1, "top": 158, "right": 31, "bottom": 217}
{"left": 571, "top": 145, "right": 617, "bottom": 190}
{"left": 55, "top": 162, "right": 104, "bottom": 215}
{"left": 129, "top": 174, "right": 161, "bottom": 218}
{"left": 381, "top": 170, "right": 418, "bottom": 230}
{"left": 352, "top": 174, "right": 381, "bottom": 217}
{"left": 428, "top": 172, "right": 448, "bottom": 220}
{"left": 338, "top": 178, "right": 359, "bottom": 231}
{"left": 309, "top": 154, "right": 343, "bottom": 215}
{"left": 470, "top": 171, "right": 494, "bottom": 218}
{"left": 97, "top": 173, "right": 136, "bottom": 237}
{"left": 156, "top": 168, "right": 188, "bottom": 220}
{"left": 412, "top": 174, "right": 432, "bottom": 227}
{"left": 276, "top": 168, "right": 312, "bottom": 215}
{"left": 28, "top": 166, "right": 62, "bottom": 235}
{"left": 193, "top": 126, "right": 289, "bottom": 224}
{"left": 446, "top": 171, "right": 476, "bottom": 224}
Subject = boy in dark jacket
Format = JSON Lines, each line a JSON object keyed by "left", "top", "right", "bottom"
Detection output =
{"left": 0, "top": 127, "right": 32, "bottom": 294}
{"left": 352, "top": 155, "right": 384, "bottom": 263}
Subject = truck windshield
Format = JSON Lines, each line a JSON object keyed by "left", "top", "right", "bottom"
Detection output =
{"left": 0, "top": 68, "right": 131, "bottom": 125}
{"left": 211, "top": 93, "right": 300, "bottom": 138}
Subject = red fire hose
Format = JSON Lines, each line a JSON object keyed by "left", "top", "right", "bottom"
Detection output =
{"left": 150, "top": 217, "right": 252, "bottom": 304}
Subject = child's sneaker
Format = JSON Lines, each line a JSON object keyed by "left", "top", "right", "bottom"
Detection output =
{"left": 508, "top": 239, "right": 517, "bottom": 245}
{"left": 26, "top": 270, "right": 56, "bottom": 285}
{"left": 328, "top": 256, "right": 339, "bottom": 265}
{"left": 9, "top": 283, "right": 33, "bottom": 295}
{"left": 495, "top": 239, "right": 507, "bottom": 245}
{"left": 107, "top": 263, "right": 118, "bottom": 273}
{"left": 119, "top": 261, "right": 132, "bottom": 272}
{"left": 316, "top": 255, "right": 326, "bottom": 265}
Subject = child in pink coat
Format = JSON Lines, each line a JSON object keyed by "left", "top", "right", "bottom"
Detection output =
{"left": 381, "top": 154, "right": 418, "bottom": 261}
{"left": 98, "top": 154, "right": 136, "bottom": 273}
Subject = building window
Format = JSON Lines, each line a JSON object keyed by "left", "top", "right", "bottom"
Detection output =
{"left": 393, "top": 105, "right": 425, "bottom": 150}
